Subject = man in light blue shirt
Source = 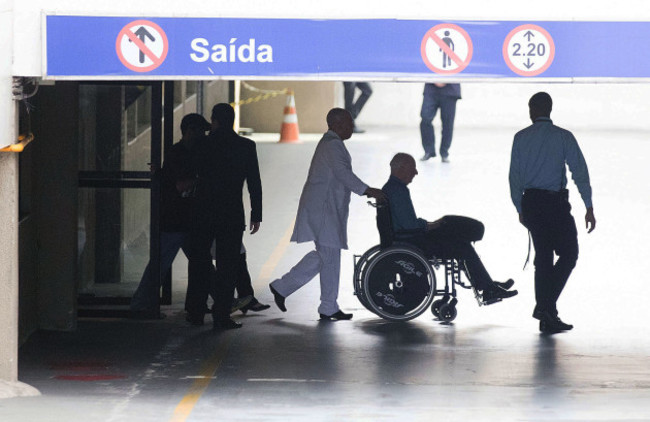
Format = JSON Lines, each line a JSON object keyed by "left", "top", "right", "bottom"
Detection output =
{"left": 509, "top": 92, "right": 596, "bottom": 334}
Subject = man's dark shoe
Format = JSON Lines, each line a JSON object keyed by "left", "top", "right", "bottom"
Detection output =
{"left": 230, "top": 295, "right": 253, "bottom": 314}
{"left": 540, "top": 319, "right": 565, "bottom": 334}
{"left": 241, "top": 299, "right": 271, "bottom": 314}
{"left": 269, "top": 285, "right": 287, "bottom": 312}
{"left": 353, "top": 126, "right": 365, "bottom": 134}
{"left": 319, "top": 310, "right": 353, "bottom": 321}
{"left": 534, "top": 310, "right": 573, "bottom": 331}
{"left": 482, "top": 286, "right": 518, "bottom": 302}
{"left": 494, "top": 279, "right": 515, "bottom": 290}
{"left": 186, "top": 313, "right": 204, "bottom": 326}
{"left": 213, "top": 318, "right": 242, "bottom": 331}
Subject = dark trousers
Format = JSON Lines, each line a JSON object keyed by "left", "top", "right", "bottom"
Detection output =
{"left": 522, "top": 189, "right": 579, "bottom": 316}
{"left": 343, "top": 82, "right": 372, "bottom": 120}
{"left": 410, "top": 230, "right": 493, "bottom": 290}
{"left": 235, "top": 253, "right": 254, "bottom": 298}
{"left": 420, "top": 94, "right": 457, "bottom": 158}
{"left": 188, "top": 224, "right": 244, "bottom": 322}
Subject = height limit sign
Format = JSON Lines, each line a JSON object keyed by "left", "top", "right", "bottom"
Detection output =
{"left": 503, "top": 24, "right": 555, "bottom": 77}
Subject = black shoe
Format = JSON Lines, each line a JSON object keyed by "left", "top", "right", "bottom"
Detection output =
{"left": 186, "top": 313, "right": 204, "bottom": 326}
{"left": 230, "top": 295, "right": 253, "bottom": 314}
{"left": 494, "top": 279, "right": 515, "bottom": 290}
{"left": 213, "top": 318, "right": 242, "bottom": 331}
{"left": 482, "top": 286, "right": 518, "bottom": 302}
{"left": 319, "top": 310, "right": 353, "bottom": 321}
{"left": 241, "top": 300, "right": 271, "bottom": 314}
{"left": 269, "top": 285, "right": 287, "bottom": 312}
{"left": 352, "top": 126, "right": 365, "bottom": 134}
{"left": 534, "top": 310, "right": 573, "bottom": 331}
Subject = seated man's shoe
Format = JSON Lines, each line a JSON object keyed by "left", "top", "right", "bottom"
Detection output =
{"left": 420, "top": 152, "right": 434, "bottom": 161}
{"left": 186, "top": 313, "right": 204, "bottom": 326}
{"left": 494, "top": 279, "right": 515, "bottom": 290}
{"left": 352, "top": 126, "right": 365, "bottom": 134}
{"left": 319, "top": 310, "right": 353, "bottom": 321}
{"left": 231, "top": 295, "right": 253, "bottom": 314}
{"left": 482, "top": 286, "right": 518, "bottom": 302}
{"left": 269, "top": 285, "right": 287, "bottom": 312}
{"left": 213, "top": 318, "right": 242, "bottom": 331}
{"left": 441, "top": 156, "right": 450, "bottom": 163}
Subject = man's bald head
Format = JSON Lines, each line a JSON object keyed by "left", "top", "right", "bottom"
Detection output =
{"left": 326, "top": 108, "right": 354, "bottom": 140}
{"left": 390, "top": 153, "right": 418, "bottom": 185}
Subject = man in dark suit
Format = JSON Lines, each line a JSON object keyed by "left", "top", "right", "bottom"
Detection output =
{"left": 187, "top": 103, "right": 262, "bottom": 330}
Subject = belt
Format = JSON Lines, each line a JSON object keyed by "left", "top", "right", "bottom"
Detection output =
{"left": 524, "top": 188, "right": 567, "bottom": 196}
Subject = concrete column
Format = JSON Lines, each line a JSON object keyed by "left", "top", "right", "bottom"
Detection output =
{"left": 0, "top": 0, "right": 17, "bottom": 385}
{"left": 0, "top": 0, "right": 38, "bottom": 398}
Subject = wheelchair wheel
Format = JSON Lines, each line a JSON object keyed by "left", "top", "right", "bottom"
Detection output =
{"left": 438, "top": 303, "right": 457, "bottom": 322}
{"left": 362, "top": 246, "right": 436, "bottom": 321}
{"left": 431, "top": 298, "right": 447, "bottom": 318}
{"left": 353, "top": 245, "right": 382, "bottom": 312}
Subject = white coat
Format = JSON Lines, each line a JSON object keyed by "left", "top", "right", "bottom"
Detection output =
{"left": 291, "top": 130, "right": 368, "bottom": 250}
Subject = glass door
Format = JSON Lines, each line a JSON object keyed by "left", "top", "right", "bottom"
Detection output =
{"left": 77, "top": 81, "right": 173, "bottom": 317}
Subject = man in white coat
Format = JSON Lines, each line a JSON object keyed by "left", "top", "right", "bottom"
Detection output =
{"left": 270, "top": 108, "right": 385, "bottom": 320}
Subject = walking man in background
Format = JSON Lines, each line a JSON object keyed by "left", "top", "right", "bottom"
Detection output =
{"left": 343, "top": 82, "right": 373, "bottom": 133}
{"left": 420, "top": 83, "right": 461, "bottom": 163}
{"left": 269, "top": 108, "right": 385, "bottom": 321}
{"left": 509, "top": 92, "right": 596, "bottom": 334}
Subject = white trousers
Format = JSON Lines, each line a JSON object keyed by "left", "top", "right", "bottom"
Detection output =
{"left": 270, "top": 243, "right": 341, "bottom": 316}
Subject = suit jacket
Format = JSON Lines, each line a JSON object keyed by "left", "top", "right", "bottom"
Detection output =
{"left": 291, "top": 130, "right": 368, "bottom": 249}
{"left": 194, "top": 128, "right": 262, "bottom": 231}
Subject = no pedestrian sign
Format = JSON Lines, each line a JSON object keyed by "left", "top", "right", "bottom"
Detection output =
{"left": 503, "top": 24, "right": 555, "bottom": 77}
{"left": 116, "top": 20, "right": 169, "bottom": 72}
{"left": 420, "top": 24, "right": 473, "bottom": 75}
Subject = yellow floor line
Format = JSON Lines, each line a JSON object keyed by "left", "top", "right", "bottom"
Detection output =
{"left": 169, "top": 335, "right": 233, "bottom": 422}
{"left": 169, "top": 220, "right": 295, "bottom": 422}
{"left": 255, "top": 220, "right": 295, "bottom": 283}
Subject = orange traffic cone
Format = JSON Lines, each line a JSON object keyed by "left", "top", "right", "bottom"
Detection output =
{"left": 279, "top": 90, "right": 300, "bottom": 143}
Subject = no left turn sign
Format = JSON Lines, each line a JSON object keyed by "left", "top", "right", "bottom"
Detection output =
{"left": 420, "top": 23, "right": 473, "bottom": 75}
{"left": 503, "top": 24, "right": 555, "bottom": 77}
{"left": 116, "top": 20, "right": 168, "bottom": 73}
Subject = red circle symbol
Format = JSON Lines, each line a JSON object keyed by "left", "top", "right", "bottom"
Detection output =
{"left": 503, "top": 24, "right": 555, "bottom": 77}
{"left": 420, "top": 24, "right": 473, "bottom": 75}
{"left": 116, "top": 20, "right": 168, "bottom": 73}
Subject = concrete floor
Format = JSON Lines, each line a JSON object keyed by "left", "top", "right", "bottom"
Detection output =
{"left": 2, "top": 125, "right": 649, "bottom": 421}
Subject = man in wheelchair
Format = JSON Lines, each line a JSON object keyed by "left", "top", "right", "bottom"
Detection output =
{"left": 381, "top": 153, "right": 517, "bottom": 303}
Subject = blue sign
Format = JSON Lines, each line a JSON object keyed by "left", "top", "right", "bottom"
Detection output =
{"left": 45, "top": 16, "right": 650, "bottom": 79}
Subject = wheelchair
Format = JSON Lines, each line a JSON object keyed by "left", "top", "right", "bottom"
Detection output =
{"left": 352, "top": 201, "right": 501, "bottom": 323}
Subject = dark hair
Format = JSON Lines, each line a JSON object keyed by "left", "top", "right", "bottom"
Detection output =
{"left": 211, "top": 103, "right": 235, "bottom": 129}
{"left": 326, "top": 107, "right": 350, "bottom": 128}
{"left": 528, "top": 92, "right": 552, "bottom": 116}
{"left": 180, "top": 113, "right": 210, "bottom": 134}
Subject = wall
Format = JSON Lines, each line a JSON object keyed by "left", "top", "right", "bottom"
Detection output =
{"left": 239, "top": 81, "right": 338, "bottom": 134}
{"left": 30, "top": 83, "right": 79, "bottom": 331}
{"left": 357, "top": 82, "right": 650, "bottom": 131}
